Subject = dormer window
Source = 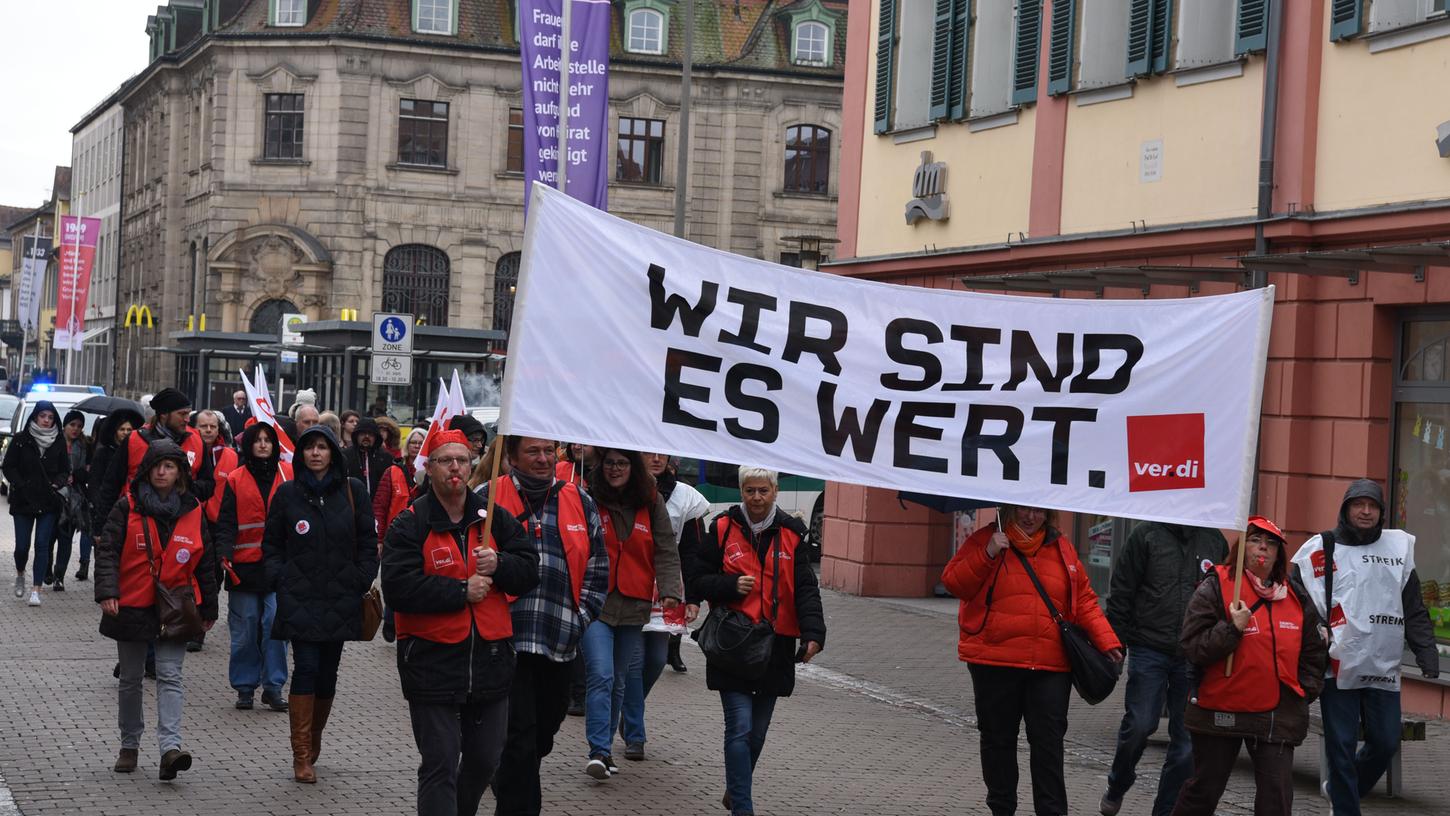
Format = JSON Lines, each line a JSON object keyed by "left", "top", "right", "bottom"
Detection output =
{"left": 414, "top": 0, "right": 456, "bottom": 36}
{"left": 271, "top": 0, "right": 304, "bottom": 26}
{"left": 627, "top": 8, "right": 665, "bottom": 54}
{"left": 793, "top": 20, "right": 829, "bottom": 66}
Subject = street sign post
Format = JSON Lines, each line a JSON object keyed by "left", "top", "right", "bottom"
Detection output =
{"left": 281, "top": 312, "right": 306, "bottom": 364}
{"left": 371, "top": 312, "right": 414, "bottom": 386}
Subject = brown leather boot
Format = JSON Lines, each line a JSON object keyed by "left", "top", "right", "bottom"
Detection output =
{"left": 308, "top": 696, "right": 333, "bottom": 765}
{"left": 113, "top": 748, "right": 138, "bottom": 773}
{"left": 289, "top": 694, "right": 316, "bottom": 783}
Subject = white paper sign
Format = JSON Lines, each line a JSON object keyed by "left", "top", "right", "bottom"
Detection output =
{"left": 501, "top": 185, "right": 1274, "bottom": 528}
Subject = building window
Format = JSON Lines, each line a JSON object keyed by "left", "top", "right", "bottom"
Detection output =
{"left": 493, "top": 252, "right": 520, "bottom": 332}
{"left": 1076, "top": 0, "right": 1131, "bottom": 90}
{"left": 414, "top": 0, "right": 455, "bottom": 35}
{"left": 1176, "top": 0, "right": 1235, "bottom": 68}
{"left": 794, "top": 21, "right": 830, "bottom": 65}
{"left": 627, "top": 9, "right": 664, "bottom": 54}
{"left": 616, "top": 117, "right": 664, "bottom": 184}
{"left": 271, "top": 0, "right": 304, "bottom": 26}
{"left": 249, "top": 298, "right": 299, "bottom": 335}
{"left": 398, "top": 99, "right": 449, "bottom": 167}
{"left": 783, "top": 125, "right": 831, "bottom": 194}
{"left": 383, "top": 245, "right": 450, "bottom": 327}
{"left": 968, "top": 0, "right": 1015, "bottom": 116}
{"left": 263, "top": 93, "right": 304, "bottom": 160}
{"left": 1392, "top": 314, "right": 1450, "bottom": 646}
{"left": 506, "top": 108, "right": 524, "bottom": 172}
{"left": 890, "top": 0, "right": 934, "bottom": 130}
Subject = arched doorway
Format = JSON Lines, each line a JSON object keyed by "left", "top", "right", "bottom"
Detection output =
{"left": 382, "top": 244, "right": 450, "bottom": 326}
{"left": 250, "top": 298, "right": 299, "bottom": 336}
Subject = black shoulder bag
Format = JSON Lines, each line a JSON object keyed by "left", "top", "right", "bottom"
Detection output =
{"left": 1013, "top": 548, "right": 1121, "bottom": 704}
{"left": 693, "top": 520, "right": 779, "bottom": 680}
{"left": 141, "top": 517, "right": 206, "bottom": 643}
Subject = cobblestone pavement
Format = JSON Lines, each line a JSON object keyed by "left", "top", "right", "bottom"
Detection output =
{"left": 0, "top": 521, "right": 1443, "bottom": 815}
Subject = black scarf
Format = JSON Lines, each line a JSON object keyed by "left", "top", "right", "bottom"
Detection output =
{"left": 247, "top": 457, "right": 279, "bottom": 498}
{"left": 300, "top": 466, "right": 335, "bottom": 494}
{"left": 135, "top": 482, "right": 182, "bottom": 521}
{"left": 514, "top": 471, "right": 552, "bottom": 508}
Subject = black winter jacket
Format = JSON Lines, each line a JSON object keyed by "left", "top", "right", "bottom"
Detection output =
{"left": 383, "top": 488, "right": 539, "bottom": 703}
{"left": 344, "top": 444, "right": 394, "bottom": 499}
{"left": 94, "top": 440, "right": 220, "bottom": 642}
{"left": 686, "top": 505, "right": 826, "bottom": 697}
{"left": 1106, "top": 522, "right": 1228, "bottom": 656}
{"left": 262, "top": 426, "right": 378, "bottom": 641}
{"left": 2, "top": 405, "right": 69, "bottom": 518}
{"left": 214, "top": 423, "right": 285, "bottom": 594}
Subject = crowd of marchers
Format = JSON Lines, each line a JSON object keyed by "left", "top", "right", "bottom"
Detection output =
{"left": 0, "top": 383, "right": 1438, "bottom": 816}
{"left": 3, "top": 386, "right": 821, "bottom": 816}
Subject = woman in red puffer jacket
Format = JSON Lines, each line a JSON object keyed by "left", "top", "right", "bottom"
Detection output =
{"left": 942, "top": 505, "right": 1122, "bottom": 816}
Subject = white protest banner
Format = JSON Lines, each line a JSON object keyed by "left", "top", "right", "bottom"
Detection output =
{"left": 501, "top": 185, "right": 1274, "bottom": 528}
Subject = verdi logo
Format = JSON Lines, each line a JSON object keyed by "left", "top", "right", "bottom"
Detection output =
{"left": 1126, "top": 413, "right": 1206, "bottom": 492}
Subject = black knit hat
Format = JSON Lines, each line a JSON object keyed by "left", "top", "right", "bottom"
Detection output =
{"left": 149, "top": 387, "right": 191, "bottom": 416}
{"left": 62, "top": 409, "right": 85, "bottom": 427}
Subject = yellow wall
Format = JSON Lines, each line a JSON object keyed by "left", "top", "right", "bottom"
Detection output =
{"left": 1059, "top": 63, "right": 1263, "bottom": 235}
{"left": 1315, "top": 23, "right": 1450, "bottom": 212}
{"left": 855, "top": 0, "right": 1035, "bottom": 258}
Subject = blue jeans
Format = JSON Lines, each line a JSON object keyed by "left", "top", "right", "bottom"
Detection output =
{"left": 13, "top": 512, "right": 57, "bottom": 587}
{"left": 227, "top": 591, "right": 288, "bottom": 695}
{"left": 720, "top": 691, "right": 777, "bottom": 816}
{"left": 581, "top": 620, "right": 643, "bottom": 757}
{"left": 1320, "top": 677, "right": 1402, "bottom": 815}
{"left": 1106, "top": 646, "right": 1193, "bottom": 816}
{"left": 621, "top": 631, "right": 671, "bottom": 744}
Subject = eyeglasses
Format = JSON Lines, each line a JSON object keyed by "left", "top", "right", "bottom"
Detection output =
{"left": 429, "top": 456, "right": 472, "bottom": 469}
{"left": 602, "top": 460, "right": 631, "bottom": 471}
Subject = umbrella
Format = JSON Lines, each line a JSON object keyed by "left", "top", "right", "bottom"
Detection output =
{"left": 895, "top": 491, "right": 997, "bottom": 514}
{"left": 72, "top": 396, "right": 146, "bottom": 418}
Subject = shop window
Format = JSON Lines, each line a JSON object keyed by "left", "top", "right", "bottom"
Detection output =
{"left": 1392, "top": 315, "right": 1450, "bottom": 644}
{"left": 783, "top": 125, "right": 830, "bottom": 194}
{"left": 250, "top": 298, "right": 299, "bottom": 335}
{"left": 398, "top": 99, "right": 449, "bottom": 167}
{"left": 616, "top": 117, "right": 664, "bottom": 184}
{"left": 383, "top": 244, "right": 450, "bottom": 327}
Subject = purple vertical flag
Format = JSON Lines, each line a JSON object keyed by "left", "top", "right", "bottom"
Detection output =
{"left": 521, "top": 0, "right": 611, "bottom": 216}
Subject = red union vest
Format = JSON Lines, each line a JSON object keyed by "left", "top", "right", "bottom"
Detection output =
{"left": 717, "top": 516, "right": 800, "bottom": 638}
{"left": 205, "top": 446, "right": 239, "bottom": 523}
{"left": 1196, "top": 565, "right": 1306, "bottom": 713}
{"left": 117, "top": 503, "right": 206, "bottom": 609}
{"left": 395, "top": 514, "right": 513, "bottom": 642}
{"left": 380, "top": 465, "right": 412, "bottom": 533}
{"left": 493, "top": 475, "right": 590, "bottom": 605}
{"left": 124, "top": 427, "right": 205, "bottom": 497}
{"left": 602, "top": 505, "right": 655, "bottom": 601}
{"left": 226, "top": 461, "right": 293, "bottom": 564}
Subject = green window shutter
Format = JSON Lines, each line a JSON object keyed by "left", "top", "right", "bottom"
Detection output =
{"left": 1330, "top": 0, "right": 1362, "bottom": 41}
{"left": 1011, "top": 0, "right": 1042, "bottom": 105}
{"left": 1046, "top": 0, "right": 1075, "bottom": 96}
{"left": 1235, "top": 0, "right": 1269, "bottom": 55}
{"left": 1126, "top": 0, "right": 1153, "bottom": 77}
{"left": 948, "top": 1, "right": 971, "bottom": 121}
{"left": 268, "top": 0, "right": 276, "bottom": 26}
{"left": 930, "top": 0, "right": 955, "bottom": 121}
{"left": 874, "top": 0, "right": 897, "bottom": 134}
{"left": 1150, "top": 0, "right": 1172, "bottom": 73}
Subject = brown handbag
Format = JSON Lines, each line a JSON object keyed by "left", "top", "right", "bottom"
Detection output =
{"left": 346, "top": 477, "right": 384, "bottom": 641}
{"left": 141, "top": 517, "right": 206, "bottom": 643}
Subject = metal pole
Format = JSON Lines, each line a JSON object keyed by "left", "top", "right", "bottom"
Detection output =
{"left": 557, "top": 0, "right": 572, "bottom": 193}
{"left": 64, "top": 219, "right": 80, "bottom": 384}
{"left": 17, "top": 220, "right": 39, "bottom": 393}
{"left": 672, "top": 0, "right": 694, "bottom": 238}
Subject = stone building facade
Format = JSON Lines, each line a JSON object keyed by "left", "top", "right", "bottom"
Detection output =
{"left": 69, "top": 98, "right": 125, "bottom": 391}
{"left": 115, "top": 0, "right": 847, "bottom": 399}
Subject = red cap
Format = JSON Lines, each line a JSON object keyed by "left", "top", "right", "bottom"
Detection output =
{"left": 424, "top": 428, "right": 471, "bottom": 458}
{"left": 1246, "top": 515, "right": 1286, "bottom": 542}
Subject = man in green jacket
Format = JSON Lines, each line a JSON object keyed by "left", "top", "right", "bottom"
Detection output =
{"left": 1099, "top": 522, "right": 1227, "bottom": 816}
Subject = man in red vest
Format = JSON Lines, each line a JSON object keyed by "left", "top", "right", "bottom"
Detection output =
{"left": 95, "top": 388, "right": 214, "bottom": 530}
{"left": 382, "top": 429, "right": 539, "bottom": 816}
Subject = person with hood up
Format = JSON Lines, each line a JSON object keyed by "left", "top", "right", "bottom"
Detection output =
{"left": 85, "top": 409, "right": 143, "bottom": 581}
{"left": 1290, "top": 479, "right": 1439, "bottom": 816}
{"left": 49, "top": 409, "right": 92, "bottom": 592}
{"left": 95, "top": 438, "right": 220, "bottom": 779}
{"left": 262, "top": 425, "right": 378, "bottom": 783}
{"left": 382, "top": 429, "right": 540, "bottom": 816}
{"left": 214, "top": 422, "right": 293, "bottom": 713}
{"left": 1172, "top": 516, "right": 1327, "bottom": 816}
{"left": 2, "top": 400, "right": 70, "bottom": 605}
{"left": 377, "top": 416, "right": 404, "bottom": 459}
{"left": 95, "top": 388, "right": 213, "bottom": 534}
{"left": 344, "top": 416, "right": 393, "bottom": 499}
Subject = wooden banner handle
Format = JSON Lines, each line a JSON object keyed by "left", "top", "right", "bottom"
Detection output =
{"left": 1225, "top": 528, "right": 1248, "bottom": 677}
{"left": 479, "top": 434, "right": 505, "bottom": 553}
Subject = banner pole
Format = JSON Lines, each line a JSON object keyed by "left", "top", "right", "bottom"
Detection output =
{"left": 65, "top": 219, "right": 80, "bottom": 384}
{"left": 479, "top": 428, "right": 506, "bottom": 554}
{"left": 557, "top": 0, "right": 572, "bottom": 194}
{"left": 1225, "top": 530, "right": 1248, "bottom": 677}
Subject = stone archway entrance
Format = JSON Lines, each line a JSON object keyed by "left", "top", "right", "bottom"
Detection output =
{"left": 208, "top": 224, "right": 333, "bottom": 332}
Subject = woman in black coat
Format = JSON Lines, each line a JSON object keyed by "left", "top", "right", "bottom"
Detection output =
{"left": 88, "top": 410, "right": 142, "bottom": 539}
{"left": 2, "top": 400, "right": 69, "bottom": 605}
{"left": 686, "top": 466, "right": 825, "bottom": 816}
{"left": 262, "top": 425, "right": 377, "bottom": 783}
